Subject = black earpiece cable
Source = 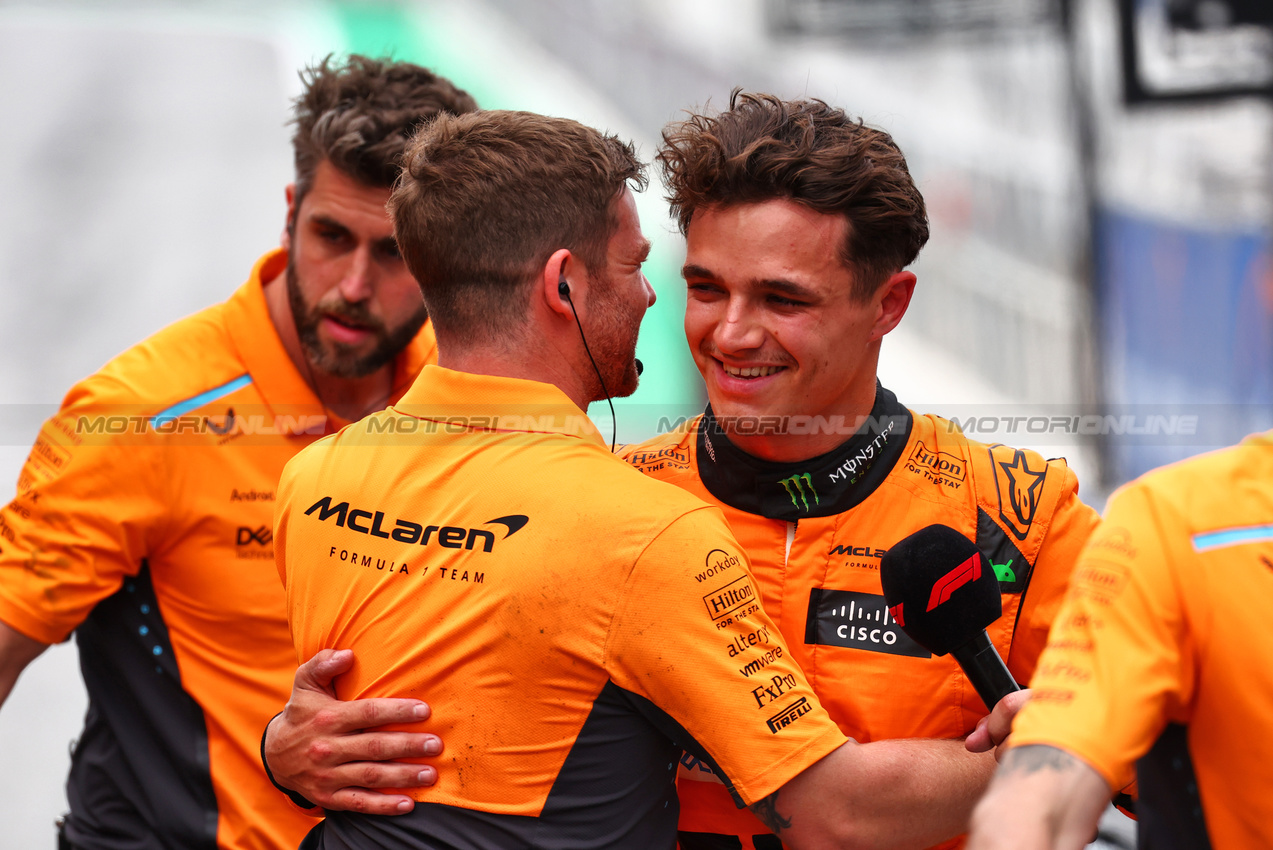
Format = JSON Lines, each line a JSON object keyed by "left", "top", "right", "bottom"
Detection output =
{"left": 559, "top": 279, "right": 617, "bottom": 452}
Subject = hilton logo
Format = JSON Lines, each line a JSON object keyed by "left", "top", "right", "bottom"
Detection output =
{"left": 702, "top": 576, "right": 755, "bottom": 621}
{"left": 907, "top": 442, "right": 967, "bottom": 482}
{"left": 766, "top": 697, "right": 813, "bottom": 733}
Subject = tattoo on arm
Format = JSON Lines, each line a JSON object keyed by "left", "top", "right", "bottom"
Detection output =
{"left": 999, "top": 745, "right": 1084, "bottom": 777}
{"left": 750, "top": 790, "right": 793, "bottom": 835}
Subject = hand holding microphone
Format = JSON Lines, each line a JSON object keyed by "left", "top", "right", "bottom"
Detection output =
{"left": 880, "top": 524, "right": 1021, "bottom": 712}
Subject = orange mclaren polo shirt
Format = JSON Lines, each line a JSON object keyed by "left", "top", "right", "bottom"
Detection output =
{"left": 622, "top": 387, "right": 1099, "bottom": 850}
{"left": 0, "top": 249, "right": 435, "bottom": 850}
{"left": 274, "top": 366, "right": 849, "bottom": 849}
{"left": 1014, "top": 432, "right": 1273, "bottom": 848}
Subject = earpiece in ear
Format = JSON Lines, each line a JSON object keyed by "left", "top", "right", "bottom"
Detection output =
{"left": 558, "top": 277, "right": 570, "bottom": 300}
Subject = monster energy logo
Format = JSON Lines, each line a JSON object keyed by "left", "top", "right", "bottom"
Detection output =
{"left": 779, "top": 473, "right": 820, "bottom": 512}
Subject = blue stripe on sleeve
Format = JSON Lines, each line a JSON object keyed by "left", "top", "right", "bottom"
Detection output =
{"left": 150, "top": 374, "right": 253, "bottom": 428}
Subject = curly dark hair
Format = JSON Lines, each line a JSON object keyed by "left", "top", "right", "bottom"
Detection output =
{"left": 658, "top": 90, "right": 929, "bottom": 299}
{"left": 390, "top": 110, "right": 645, "bottom": 341}
{"left": 290, "top": 54, "right": 477, "bottom": 206}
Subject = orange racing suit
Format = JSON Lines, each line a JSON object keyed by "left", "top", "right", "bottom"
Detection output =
{"left": 622, "top": 385, "right": 1099, "bottom": 850}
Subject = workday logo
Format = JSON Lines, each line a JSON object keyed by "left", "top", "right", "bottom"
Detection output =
{"left": 778, "top": 473, "right": 819, "bottom": 512}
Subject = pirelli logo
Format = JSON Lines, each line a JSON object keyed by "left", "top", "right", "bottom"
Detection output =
{"left": 766, "top": 697, "right": 812, "bottom": 733}
{"left": 703, "top": 576, "right": 755, "bottom": 621}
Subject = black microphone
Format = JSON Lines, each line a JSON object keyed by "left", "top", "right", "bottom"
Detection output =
{"left": 880, "top": 524, "right": 1021, "bottom": 711}
{"left": 634, "top": 358, "right": 644, "bottom": 376}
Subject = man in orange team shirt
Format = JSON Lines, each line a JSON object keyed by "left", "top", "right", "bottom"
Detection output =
{"left": 969, "top": 431, "right": 1273, "bottom": 849}
{"left": 0, "top": 56, "right": 474, "bottom": 850}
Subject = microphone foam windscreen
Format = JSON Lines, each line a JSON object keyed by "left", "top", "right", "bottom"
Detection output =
{"left": 879, "top": 524, "right": 1002, "bottom": 656}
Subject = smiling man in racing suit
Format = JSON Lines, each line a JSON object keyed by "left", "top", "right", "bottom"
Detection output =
{"left": 621, "top": 91, "right": 1100, "bottom": 850}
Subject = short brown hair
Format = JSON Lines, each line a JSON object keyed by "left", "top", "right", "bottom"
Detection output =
{"left": 291, "top": 54, "right": 477, "bottom": 206}
{"left": 389, "top": 110, "right": 646, "bottom": 340}
{"left": 658, "top": 90, "right": 929, "bottom": 298}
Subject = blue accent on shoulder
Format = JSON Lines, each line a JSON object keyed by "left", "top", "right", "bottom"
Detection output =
{"left": 151, "top": 374, "right": 253, "bottom": 427}
{"left": 1192, "top": 524, "right": 1273, "bottom": 553}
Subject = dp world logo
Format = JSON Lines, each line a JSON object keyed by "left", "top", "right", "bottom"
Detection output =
{"left": 778, "top": 473, "right": 819, "bottom": 512}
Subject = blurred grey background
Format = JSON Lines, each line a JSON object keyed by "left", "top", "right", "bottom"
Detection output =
{"left": 3, "top": 0, "right": 1271, "bottom": 846}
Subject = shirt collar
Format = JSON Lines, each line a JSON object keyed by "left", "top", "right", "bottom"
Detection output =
{"left": 395, "top": 365, "right": 607, "bottom": 448}
{"left": 223, "top": 248, "right": 438, "bottom": 434}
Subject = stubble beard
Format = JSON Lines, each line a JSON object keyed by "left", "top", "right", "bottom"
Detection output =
{"left": 588, "top": 271, "right": 643, "bottom": 400}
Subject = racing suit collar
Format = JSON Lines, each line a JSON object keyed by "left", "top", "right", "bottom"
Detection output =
{"left": 695, "top": 383, "right": 912, "bottom": 521}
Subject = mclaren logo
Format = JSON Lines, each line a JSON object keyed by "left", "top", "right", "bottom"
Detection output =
{"left": 208, "top": 408, "right": 236, "bottom": 436}
{"left": 778, "top": 473, "right": 819, "bottom": 512}
{"left": 304, "top": 496, "right": 528, "bottom": 554}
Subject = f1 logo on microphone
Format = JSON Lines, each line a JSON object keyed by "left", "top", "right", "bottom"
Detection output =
{"left": 926, "top": 552, "right": 982, "bottom": 611}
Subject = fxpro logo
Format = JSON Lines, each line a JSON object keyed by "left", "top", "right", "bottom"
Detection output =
{"left": 778, "top": 472, "right": 819, "bottom": 512}
{"left": 750, "top": 672, "right": 798, "bottom": 709}
{"left": 304, "top": 496, "right": 528, "bottom": 554}
{"left": 804, "top": 588, "right": 931, "bottom": 658}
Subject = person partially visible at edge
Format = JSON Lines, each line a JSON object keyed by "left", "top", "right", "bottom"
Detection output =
{"left": 270, "top": 107, "right": 1014, "bottom": 850}
{"left": 262, "top": 92, "right": 1095, "bottom": 850}
{"left": 0, "top": 55, "right": 475, "bottom": 850}
{"left": 967, "top": 430, "right": 1273, "bottom": 849}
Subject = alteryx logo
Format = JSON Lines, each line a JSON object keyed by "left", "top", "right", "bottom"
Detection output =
{"left": 779, "top": 472, "right": 819, "bottom": 512}
{"left": 304, "top": 496, "right": 528, "bottom": 554}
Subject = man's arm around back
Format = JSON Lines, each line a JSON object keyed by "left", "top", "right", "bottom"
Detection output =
{"left": 0, "top": 620, "right": 49, "bottom": 709}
